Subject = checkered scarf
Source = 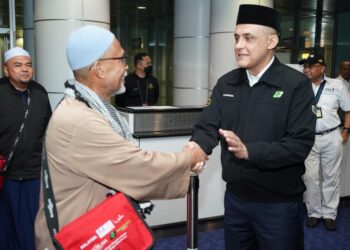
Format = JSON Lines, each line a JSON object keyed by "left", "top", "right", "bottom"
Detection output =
{"left": 64, "top": 78, "right": 134, "bottom": 142}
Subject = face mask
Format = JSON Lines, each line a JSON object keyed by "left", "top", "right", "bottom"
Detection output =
{"left": 144, "top": 65, "right": 153, "bottom": 76}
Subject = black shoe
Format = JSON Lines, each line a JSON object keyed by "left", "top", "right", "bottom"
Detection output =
{"left": 324, "top": 218, "right": 336, "bottom": 231}
{"left": 307, "top": 217, "right": 320, "bottom": 228}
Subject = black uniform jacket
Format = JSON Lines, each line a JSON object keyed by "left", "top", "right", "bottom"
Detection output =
{"left": 191, "top": 58, "right": 316, "bottom": 202}
{"left": 0, "top": 77, "right": 52, "bottom": 180}
{"left": 116, "top": 72, "right": 159, "bottom": 107}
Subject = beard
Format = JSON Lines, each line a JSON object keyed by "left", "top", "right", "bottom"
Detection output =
{"left": 115, "top": 84, "right": 126, "bottom": 95}
{"left": 112, "top": 71, "right": 127, "bottom": 96}
{"left": 19, "top": 78, "right": 31, "bottom": 84}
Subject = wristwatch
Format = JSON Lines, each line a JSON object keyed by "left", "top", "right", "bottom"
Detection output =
{"left": 342, "top": 127, "right": 350, "bottom": 133}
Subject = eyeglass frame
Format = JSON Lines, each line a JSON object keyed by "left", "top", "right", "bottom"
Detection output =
{"left": 88, "top": 56, "right": 128, "bottom": 71}
{"left": 98, "top": 56, "right": 128, "bottom": 65}
{"left": 303, "top": 64, "right": 324, "bottom": 70}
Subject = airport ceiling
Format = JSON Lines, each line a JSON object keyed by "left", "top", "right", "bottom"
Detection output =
{"left": 110, "top": 0, "right": 349, "bottom": 20}
{"left": 1, "top": 0, "right": 349, "bottom": 36}
{"left": 109, "top": 0, "right": 343, "bottom": 44}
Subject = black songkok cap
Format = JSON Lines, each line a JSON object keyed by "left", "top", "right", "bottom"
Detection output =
{"left": 236, "top": 4, "right": 281, "bottom": 34}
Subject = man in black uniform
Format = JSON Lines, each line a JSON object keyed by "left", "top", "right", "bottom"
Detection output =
{"left": 190, "top": 5, "right": 316, "bottom": 250}
{"left": 0, "top": 47, "right": 51, "bottom": 249}
{"left": 116, "top": 52, "right": 159, "bottom": 107}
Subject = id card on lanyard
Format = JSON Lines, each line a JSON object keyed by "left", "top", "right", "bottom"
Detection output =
{"left": 314, "top": 80, "right": 326, "bottom": 119}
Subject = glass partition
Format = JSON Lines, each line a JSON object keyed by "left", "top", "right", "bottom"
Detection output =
{"left": 0, "top": 0, "right": 22, "bottom": 75}
{"left": 0, "top": 0, "right": 10, "bottom": 77}
{"left": 111, "top": 0, "right": 173, "bottom": 105}
{"left": 275, "top": 1, "right": 336, "bottom": 77}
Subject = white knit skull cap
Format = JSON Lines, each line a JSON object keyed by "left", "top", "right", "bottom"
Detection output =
{"left": 66, "top": 25, "right": 115, "bottom": 70}
{"left": 4, "top": 47, "right": 31, "bottom": 63}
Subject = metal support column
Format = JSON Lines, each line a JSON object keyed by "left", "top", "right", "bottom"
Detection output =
{"left": 187, "top": 174, "right": 199, "bottom": 250}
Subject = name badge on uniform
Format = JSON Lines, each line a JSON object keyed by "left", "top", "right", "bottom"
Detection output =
{"left": 315, "top": 107, "right": 323, "bottom": 119}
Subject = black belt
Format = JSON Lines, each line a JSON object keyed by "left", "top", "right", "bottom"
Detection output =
{"left": 315, "top": 126, "right": 338, "bottom": 135}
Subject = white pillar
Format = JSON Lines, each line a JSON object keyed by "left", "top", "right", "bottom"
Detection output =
{"left": 209, "top": 0, "right": 273, "bottom": 94}
{"left": 34, "top": 0, "right": 110, "bottom": 109}
{"left": 22, "top": 0, "right": 35, "bottom": 70}
{"left": 173, "top": 0, "right": 210, "bottom": 106}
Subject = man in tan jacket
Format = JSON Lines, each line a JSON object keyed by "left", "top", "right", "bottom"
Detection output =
{"left": 35, "top": 25, "right": 205, "bottom": 249}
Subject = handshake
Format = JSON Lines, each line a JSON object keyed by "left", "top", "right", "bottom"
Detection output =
{"left": 183, "top": 141, "right": 208, "bottom": 175}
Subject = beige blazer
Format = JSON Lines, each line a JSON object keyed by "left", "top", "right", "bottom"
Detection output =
{"left": 35, "top": 97, "right": 191, "bottom": 249}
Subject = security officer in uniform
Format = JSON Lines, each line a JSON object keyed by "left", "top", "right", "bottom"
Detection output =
{"left": 116, "top": 52, "right": 159, "bottom": 107}
{"left": 190, "top": 4, "right": 316, "bottom": 250}
{"left": 302, "top": 53, "right": 350, "bottom": 231}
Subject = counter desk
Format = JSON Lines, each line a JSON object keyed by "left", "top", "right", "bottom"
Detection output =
{"left": 118, "top": 106, "right": 350, "bottom": 227}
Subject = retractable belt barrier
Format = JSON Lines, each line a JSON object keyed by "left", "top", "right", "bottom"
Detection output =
{"left": 187, "top": 174, "right": 199, "bottom": 250}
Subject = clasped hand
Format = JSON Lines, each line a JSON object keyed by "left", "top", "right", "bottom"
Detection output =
{"left": 183, "top": 141, "right": 208, "bottom": 174}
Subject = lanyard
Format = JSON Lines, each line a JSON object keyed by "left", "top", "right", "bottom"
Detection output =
{"left": 136, "top": 78, "right": 148, "bottom": 105}
{"left": 315, "top": 80, "right": 326, "bottom": 105}
{"left": 3, "top": 90, "right": 31, "bottom": 172}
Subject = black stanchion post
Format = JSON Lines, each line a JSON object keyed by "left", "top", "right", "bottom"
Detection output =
{"left": 187, "top": 174, "right": 199, "bottom": 250}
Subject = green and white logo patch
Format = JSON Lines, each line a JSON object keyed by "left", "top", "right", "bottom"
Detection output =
{"left": 273, "top": 91, "right": 284, "bottom": 98}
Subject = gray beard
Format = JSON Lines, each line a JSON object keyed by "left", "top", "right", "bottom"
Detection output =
{"left": 115, "top": 84, "right": 126, "bottom": 95}
{"left": 19, "top": 80, "right": 30, "bottom": 85}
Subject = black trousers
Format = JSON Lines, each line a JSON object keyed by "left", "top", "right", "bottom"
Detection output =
{"left": 224, "top": 190, "right": 304, "bottom": 250}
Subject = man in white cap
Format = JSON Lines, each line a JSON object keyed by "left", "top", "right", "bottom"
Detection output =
{"left": 0, "top": 47, "right": 52, "bottom": 250}
{"left": 34, "top": 25, "right": 206, "bottom": 249}
{"left": 190, "top": 4, "right": 316, "bottom": 249}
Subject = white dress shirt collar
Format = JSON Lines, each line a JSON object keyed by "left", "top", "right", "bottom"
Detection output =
{"left": 246, "top": 56, "right": 275, "bottom": 87}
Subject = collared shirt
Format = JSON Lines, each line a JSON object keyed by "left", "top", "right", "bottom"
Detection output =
{"left": 314, "top": 77, "right": 350, "bottom": 133}
{"left": 246, "top": 56, "right": 275, "bottom": 87}
{"left": 337, "top": 75, "right": 350, "bottom": 92}
{"left": 311, "top": 75, "right": 325, "bottom": 96}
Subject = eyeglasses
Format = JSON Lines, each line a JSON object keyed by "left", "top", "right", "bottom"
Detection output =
{"left": 303, "top": 64, "right": 323, "bottom": 70}
{"left": 98, "top": 56, "right": 128, "bottom": 65}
